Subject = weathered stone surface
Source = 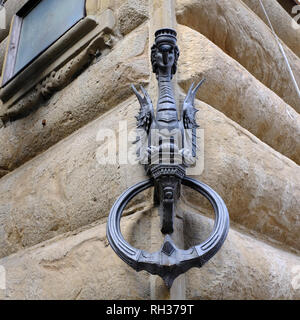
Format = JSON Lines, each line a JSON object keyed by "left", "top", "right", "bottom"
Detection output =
{"left": 0, "top": 96, "right": 149, "bottom": 259}
{"left": 86, "top": 0, "right": 113, "bottom": 15}
{"left": 277, "top": 0, "right": 297, "bottom": 18}
{"left": 0, "top": 23, "right": 149, "bottom": 178}
{"left": 117, "top": 0, "right": 149, "bottom": 35}
{"left": 0, "top": 168, "right": 8, "bottom": 177}
{"left": 178, "top": 24, "right": 300, "bottom": 164}
{"left": 183, "top": 212, "right": 300, "bottom": 300}
{"left": 0, "top": 210, "right": 298, "bottom": 300}
{"left": 0, "top": 93, "right": 299, "bottom": 259}
{"left": 181, "top": 98, "right": 300, "bottom": 252}
{"left": 176, "top": 0, "right": 300, "bottom": 113}
{"left": 0, "top": 0, "right": 299, "bottom": 300}
{"left": 242, "top": 0, "right": 300, "bottom": 58}
{"left": 0, "top": 212, "right": 152, "bottom": 300}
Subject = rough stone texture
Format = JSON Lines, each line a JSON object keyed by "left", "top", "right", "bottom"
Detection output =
{"left": 0, "top": 96, "right": 150, "bottom": 259}
{"left": 0, "top": 0, "right": 299, "bottom": 301}
{"left": 117, "top": 0, "right": 149, "bottom": 35}
{"left": 85, "top": 0, "right": 113, "bottom": 15}
{"left": 0, "top": 210, "right": 298, "bottom": 300}
{"left": 176, "top": 0, "right": 300, "bottom": 113}
{"left": 182, "top": 98, "right": 300, "bottom": 253}
{"left": 0, "top": 212, "right": 152, "bottom": 300}
{"left": 277, "top": 0, "right": 297, "bottom": 18}
{"left": 183, "top": 212, "right": 300, "bottom": 300}
{"left": 0, "top": 93, "right": 299, "bottom": 259}
{"left": 0, "top": 168, "right": 8, "bottom": 177}
{"left": 178, "top": 24, "right": 300, "bottom": 164}
{"left": 0, "top": 23, "right": 149, "bottom": 178}
{"left": 242, "top": 0, "right": 300, "bottom": 58}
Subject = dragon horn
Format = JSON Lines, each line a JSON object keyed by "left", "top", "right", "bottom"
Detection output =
{"left": 192, "top": 78, "right": 206, "bottom": 98}
{"left": 131, "top": 84, "right": 143, "bottom": 104}
{"left": 187, "top": 82, "right": 194, "bottom": 98}
{"left": 140, "top": 85, "right": 148, "bottom": 98}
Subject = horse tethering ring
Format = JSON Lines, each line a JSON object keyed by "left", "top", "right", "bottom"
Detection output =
{"left": 107, "top": 176, "right": 229, "bottom": 287}
{"left": 106, "top": 28, "right": 229, "bottom": 287}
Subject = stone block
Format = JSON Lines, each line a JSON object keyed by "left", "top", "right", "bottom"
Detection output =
{"left": 242, "top": 0, "right": 300, "bottom": 58}
{"left": 184, "top": 212, "right": 300, "bottom": 300}
{"left": 178, "top": 24, "right": 300, "bottom": 164}
{"left": 0, "top": 211, "right": 152, "bottom": 300}
{"left": 0, "top": 24, "right": 149, "bottom": 178}
{"left": 176, "top": 0, "right": 300, "bottom": 113}
{"left": 118, "top": 0, "right": 149, "bottom": 35}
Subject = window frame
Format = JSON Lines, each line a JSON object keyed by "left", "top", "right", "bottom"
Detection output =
{"left": 0, "top": 0, "right": 115, "bottom": 114}
{"left": 1, "top": 0, "right": 87, "bottom": 87}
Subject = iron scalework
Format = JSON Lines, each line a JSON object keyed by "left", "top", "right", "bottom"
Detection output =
{"left": 107, "top": 28, "right": 230, "bottom": 288}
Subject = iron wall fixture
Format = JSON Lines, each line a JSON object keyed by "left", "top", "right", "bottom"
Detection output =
{"left": 107, "top": 28, "right": 230, "bottom": 288}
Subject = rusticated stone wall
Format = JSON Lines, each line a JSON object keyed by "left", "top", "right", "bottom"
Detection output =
{"left": 0, "top": 0, "right": 299, "bottom": 300}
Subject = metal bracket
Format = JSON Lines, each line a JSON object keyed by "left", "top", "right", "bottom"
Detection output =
{"left": 107, "top": 28, "right": 229, "bottom": 288}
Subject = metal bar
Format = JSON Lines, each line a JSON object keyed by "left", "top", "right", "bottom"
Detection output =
{"left": 259, "top": 0, "right": 300, "bottom": 100}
